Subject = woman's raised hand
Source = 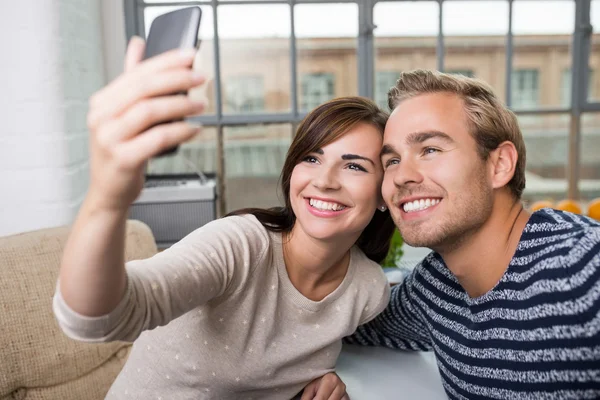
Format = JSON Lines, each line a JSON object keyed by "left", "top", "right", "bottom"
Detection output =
{"left": 86, "top": 36, "right": 206, "bottom": 212}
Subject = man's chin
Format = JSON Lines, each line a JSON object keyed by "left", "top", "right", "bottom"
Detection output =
{"left": 404, "top": 239, "right": 434, "bottom": 249}
{"left": 399, "top": 228, "right": 445, "bottom": 249}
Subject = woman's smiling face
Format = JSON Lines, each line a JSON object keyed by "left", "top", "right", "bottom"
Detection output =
{"left": 289, "top": 122, "right": 384, "bottom": 243}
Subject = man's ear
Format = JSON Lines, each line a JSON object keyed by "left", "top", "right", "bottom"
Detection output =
{"left": 489, "top": 141, "right": 518, "bottom": 190}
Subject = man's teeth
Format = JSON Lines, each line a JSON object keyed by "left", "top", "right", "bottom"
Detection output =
{"left": 309, "top": 198, "right": 346, "bottom": 211}
{"left": 402, "top": 198, "right": 440, "bottom": 213}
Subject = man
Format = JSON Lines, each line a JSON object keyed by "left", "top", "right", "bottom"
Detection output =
{"left": 344, "top": 70, "right": 600, "bottom": 399}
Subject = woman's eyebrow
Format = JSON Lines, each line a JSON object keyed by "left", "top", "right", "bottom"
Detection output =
{"left": 341, "top": 154, "right": 375, "bottom": 166}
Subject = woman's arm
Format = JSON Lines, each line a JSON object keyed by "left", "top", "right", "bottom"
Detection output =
{"left": 54, "top": 215, "right": 270, "bottom": 342}
{"left": 58, "top": 197, "right": 129, "bottom": 317}
{"left": 57, "top": 37, "right": 204, "bottom": 322}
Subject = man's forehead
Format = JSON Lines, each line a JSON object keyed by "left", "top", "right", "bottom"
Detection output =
{"left": 384, "top": 95, "right": 467, "bottom": 143}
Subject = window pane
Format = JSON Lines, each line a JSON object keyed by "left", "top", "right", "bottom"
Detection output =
{"left": 224, "top": 124, "right": 292, "bottom": 211}
{"left": 296, "top": 3, "right": 358, "bottom": 111}
{"left": 143, "top": 0, "right": 211, "bottom": 3}
{"left": 374, "top": 1, "right": 438, "bottom": 110}
{"left": 375, "top": 71, "right": 401, "bottom": 109}
{"left": 580, "top": 114, "right": 600, "bottom": 203}
{"left": 512, "top": 0, "right": 574, "bottom": 109}
{"left": 146, "top": 127, "right": 218, "bottom": 175}
{"left": 443, "top": 1, "right": 508, "bottom": 98}
{"left": 511, "top": 69, "right": 540, "bottom": 108}
{"left": 218, "top": 4, "right": 291, "bottom": 114}
{"left": 561, "top": 68, "right": 594, "bottom": 106}
{"left": 224, "top": 75, "right": 265, "bottom": 113}
{"left": 144, "top": 6, "right": 216, "bottom": 115}
{"left": 521, "top": 114, "right": 568, "bottom": 203}
{"left": 300, "top": 73, "right": 335, "bottom": 111}
{"left": 589, "top": 0, "right": 600, "bottom": 103}
{"left": 446, "top": 69, "right": 474, "bottom": 78}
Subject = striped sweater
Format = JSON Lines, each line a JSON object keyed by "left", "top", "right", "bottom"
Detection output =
{"left": 346, "top": 208, "right": 600, "bottom": 399}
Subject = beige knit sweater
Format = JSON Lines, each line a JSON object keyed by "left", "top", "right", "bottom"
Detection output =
{"left": 53, "top": 214, "right": 390, "bottom": 399}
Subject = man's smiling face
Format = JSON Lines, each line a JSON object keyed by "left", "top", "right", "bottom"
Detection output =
{"left": 380, "top": 92, "right": 495, "bottom": 251}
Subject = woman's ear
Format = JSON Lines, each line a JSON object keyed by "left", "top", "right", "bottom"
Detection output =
{"left": 489, "top": 141, "right": 519, "bottom": 190}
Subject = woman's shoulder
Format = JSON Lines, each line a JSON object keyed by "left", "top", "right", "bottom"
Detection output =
{"left": 350, "top": 246, "right": 388, "bottom": 284}
{"left": 175, "top": 213, "right": 272, "bottom": 256}
{"left": 348, "top": 247, "right": 391, "bottom": 325}
{"left": 201, "top": 213, "right": 270, "bottom": 237}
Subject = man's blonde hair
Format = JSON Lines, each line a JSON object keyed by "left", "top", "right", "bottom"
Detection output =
{"left": 388, "top": 69, "right": 526, "bottom": 199}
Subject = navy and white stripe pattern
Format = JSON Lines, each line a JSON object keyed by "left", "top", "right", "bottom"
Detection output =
{"left": 346, "top": 209, "right": 600, "bottom": 399}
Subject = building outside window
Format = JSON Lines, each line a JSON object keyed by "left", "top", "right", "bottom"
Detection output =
{"left": 446, "top": 69, "right": 474, "bottom": 78}
{"left": 561, "top": 68, "right": 594, "bottom": 106}
{"left": 300, "top": 73, "right": 335, "bottom": 111}
{"left": 511, "top": 69, "right": 540, "bottom": 108}
{"left": 375, "top": 71, "right": 401, "bottom": 109}
{"left": 225, "top": 75, "right": 265, "bottom": 113}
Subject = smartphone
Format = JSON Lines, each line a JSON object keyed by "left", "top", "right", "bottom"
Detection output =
{"left": 143, "top": 6, "right": 202, "bottom": 157}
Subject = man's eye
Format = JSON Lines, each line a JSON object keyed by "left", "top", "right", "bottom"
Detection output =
{"left": 423, "top": 147, "right": 439, "bottom": 155}
{"left": 384, "top": 159, "right": 399, "bottom": 168}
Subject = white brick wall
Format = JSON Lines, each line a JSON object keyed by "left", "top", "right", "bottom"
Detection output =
{"left": 0, "top": 0, "right": 124, "bottom": 237}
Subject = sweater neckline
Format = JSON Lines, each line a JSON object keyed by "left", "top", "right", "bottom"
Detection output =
{"left": 269, "top": 230, "right": 357, "bottom": 312}
{"left": 462, "top": 210, "right": 553, "bottom": 306}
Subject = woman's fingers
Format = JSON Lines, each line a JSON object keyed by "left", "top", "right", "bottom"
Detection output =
{"left": 117, "top": 121, "right": 201, "bottom": 165}
{"left": 124, "top": 36, "right": 146, "bottom": 73}
{"left": 88, "top": 48, "right": 200, "bottom": 130}
{"left": 97, "top": 95, "right": 204, "bottom": 145}
{"left": 327, "top": 385, "right": 349, "bottom": 400}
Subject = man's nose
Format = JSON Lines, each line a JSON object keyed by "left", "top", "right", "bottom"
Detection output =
{"left": 392, "top": 158, "right": 424, "bottom": 187}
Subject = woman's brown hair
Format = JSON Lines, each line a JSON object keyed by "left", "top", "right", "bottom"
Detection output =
{"left": 227, "top": 96, "right": 395, "bottom": 263}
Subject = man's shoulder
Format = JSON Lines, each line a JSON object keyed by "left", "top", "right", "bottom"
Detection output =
{"left": 518, "top": 208, "right": 600, "bottom": 269}
{"left": 526, "top": 208, "right": 600, "bottom": 235}
{"left": 520, "top": 208, "right": 598, "bottom": 247}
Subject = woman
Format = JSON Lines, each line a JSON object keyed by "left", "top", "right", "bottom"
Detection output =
{"left": 53, "top": 37, "right": 395, "bottom": 400}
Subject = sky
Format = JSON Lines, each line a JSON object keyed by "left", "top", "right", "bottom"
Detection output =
{"left": 144, "top": 0, "right": 600, "bottom": 39}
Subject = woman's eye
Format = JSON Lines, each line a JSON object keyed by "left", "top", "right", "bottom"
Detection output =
{"left": 348, "top": 163, "right": 367, "bottom": 172}
{"left": 303, "top": 155, "right": 318, "bottom": 163}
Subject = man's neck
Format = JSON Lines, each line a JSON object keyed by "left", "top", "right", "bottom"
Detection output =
{"left": 438, "top": 196, "right": 531, "bottom": 298}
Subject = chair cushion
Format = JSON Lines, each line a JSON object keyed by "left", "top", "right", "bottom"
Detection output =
{"left": 0, "top": 220, "right": 157, "bottom": 399}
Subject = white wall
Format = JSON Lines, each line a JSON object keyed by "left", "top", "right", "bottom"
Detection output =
{"left": 0, "top": 0, "right": 126, "bottom": 237}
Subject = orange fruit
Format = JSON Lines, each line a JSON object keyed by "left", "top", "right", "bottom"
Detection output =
{"left": 529, "top": 200, "right": 553, "bottom": 212}
{"left": 588, "top": 198, "right": 600, "bottom": 221}
{"left": 555, "top": 199, "right": 582, "bottom": 214}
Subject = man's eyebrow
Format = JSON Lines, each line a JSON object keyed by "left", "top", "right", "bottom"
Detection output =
{"left": 341, "top": 154, "right": 375, "bottom": 166}
{"left": 405, "top": 131, "right": 454, "bottom": 145}
{"left": 380, "top": 144, "right": 397, "bottom": 158}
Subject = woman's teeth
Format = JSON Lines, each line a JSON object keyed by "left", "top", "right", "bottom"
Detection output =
{"left": 402, "top": 198, "right": 440, "bottom": 213}
{"left": 309, "top": 198, "right": 346, "bottom": 211}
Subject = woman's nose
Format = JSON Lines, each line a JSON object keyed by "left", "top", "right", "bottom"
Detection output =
{"left": 312, "top": 168, "right": 342, "bottom": 191}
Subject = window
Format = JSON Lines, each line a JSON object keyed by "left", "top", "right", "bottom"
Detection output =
{"left": 300, "top": 73, "right": 335, "bottom": 111}
{"left": 446, "top": 69, "right": 474, "bottom": 78}
{"left": 224, "top": 75, "right": 265, "bottom": 113}
{"left": 375, "top": 71, "right": 401, "bottom": 109}
{"left": 130, "top": 1, "right": 600, "bottom": 211}
{"left": 561, "top": 68, "right": 594, "bottom": 106}
{"left": 511, "top": 69, "right": 539, "bottom": 108}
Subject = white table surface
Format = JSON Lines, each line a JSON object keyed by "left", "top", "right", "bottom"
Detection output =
{"left": 336, "top": 345, "right": 447, "bottom": 399}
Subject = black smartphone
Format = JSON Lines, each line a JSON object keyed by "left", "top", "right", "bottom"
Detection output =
{"left": 143, "top": 6, "right": 202, "bottom": 157}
